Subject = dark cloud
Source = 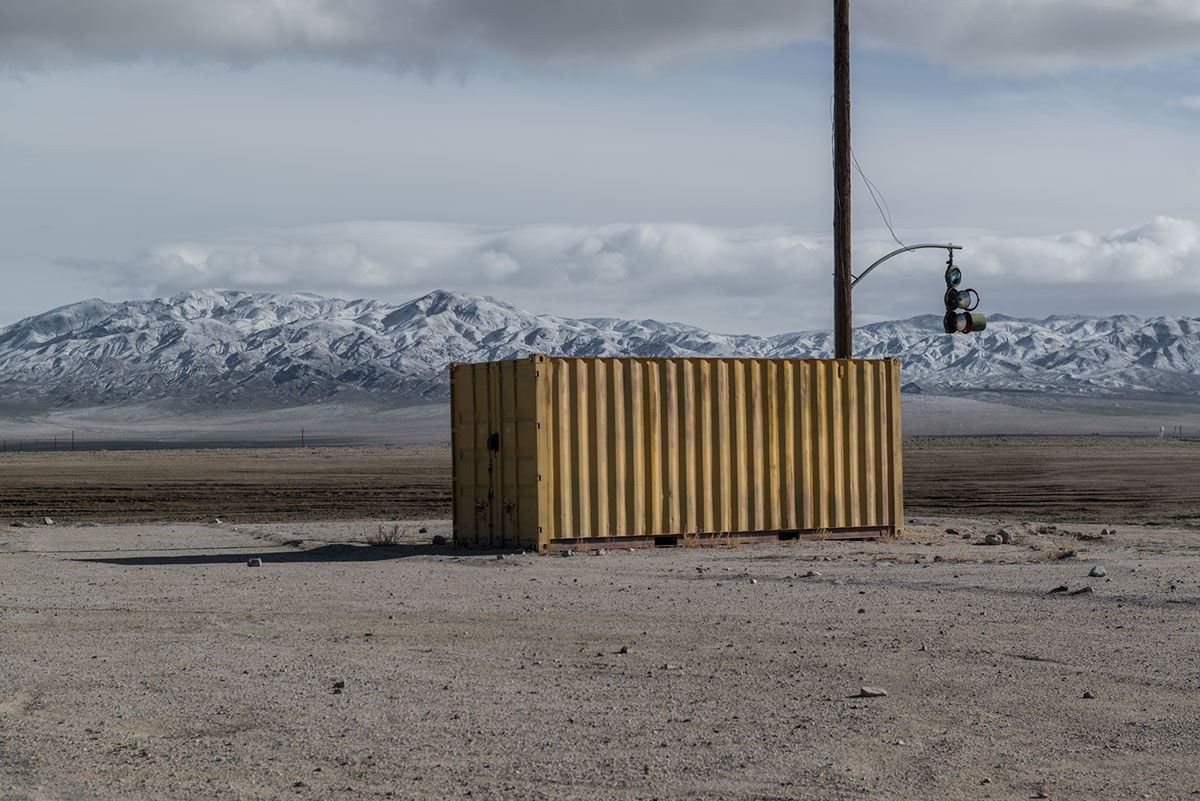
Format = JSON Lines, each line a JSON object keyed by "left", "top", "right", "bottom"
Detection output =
{"left": 1, "top": 1, "right": 1197, "bottom": 74}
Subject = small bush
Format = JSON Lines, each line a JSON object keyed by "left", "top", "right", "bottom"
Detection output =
{"left": 365, "top": 524, "right": 404, "bottom": 547}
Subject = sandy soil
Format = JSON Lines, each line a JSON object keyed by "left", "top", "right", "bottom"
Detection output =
{"left": 2, "top": 517, "right": 1199, "bottom": 800}
{"left": 904, "top": 436, "right": 1200, "bottom": 529}
{"left": 3, "top": 437, "right": 1200, "bottom": 799}
{"left": 5, "top": 437, "right": 1200, "bottom": 528}
{"left": 0, "top": 446, "right": 450, "bottom": 523}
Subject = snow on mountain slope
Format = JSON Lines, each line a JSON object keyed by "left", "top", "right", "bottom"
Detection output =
{"left": 1, "top": 288, "right": 1199, "bottom": 411}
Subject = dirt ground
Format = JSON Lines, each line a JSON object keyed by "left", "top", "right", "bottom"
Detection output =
{"left": 3, "top": 437, "right": 1200, "bottom": 528}
{"left": 2, "top": 517, "right": 1199, "bottom": 800}
{"left": 0, "top": 446, "right": 451, "bottom": 523}
{"left": 2, "top": 437, "right": 1200, "bottom": 799}
{"left": 904, "top": 436, "right": 1200, "bottom": 529}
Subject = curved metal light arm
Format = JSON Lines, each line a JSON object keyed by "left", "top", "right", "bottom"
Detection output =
{"left": 850, "top": 243, "right": 961, "bottom": 289}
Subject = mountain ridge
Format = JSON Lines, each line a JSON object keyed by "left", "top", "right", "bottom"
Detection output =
{"left": 2, "top": 288, "right": 1200, "bottom": 411}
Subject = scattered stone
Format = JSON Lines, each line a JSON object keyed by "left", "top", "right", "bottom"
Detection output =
{"left": 997, "top": 526, "right": 1015, "bottom": 544}
{"left": 856, "top": 608, "right": 866, "bottom": 614}
{"left": 1082, "top": 690, "right": 1095, "bottom": 699}
{"left": 1071, "top": 586, "right": 1094, "bottom": 596}
{"left": 1108, "top": 528, "right": 1117, "bottom": 536}
{"left": 293, "top": 781, "right": 308, "bottom": 788}
{"left": 43, "top": 517, "right": 53, "bottom": 526}
{"left": 859, "top": 686, "right": 888, "bottom": 697}
{"left": 332, "top": 688, "right": 343, "bottom": 695}
{"left": 1089, "top": 565, "right": 1107, "bottom": 578}
{"left": 1049, "top": 584, "right": 1069, "bottom": 594}
{"left": 933, "top": 555, "right": 944, "bottom": 563}
{"left": 662, "top": 663, "right": 682, "bottom": 670}
{"left": 873, "top": 561, "right": 893, "bottom": 567}
{"left": 618, "top": 645, "right": 629, "bottom": 654}
{"left": 333, "top": 680, "right": 346, "bottom": 689}
{"left": 210, "top": 518, "right": 223, "bottom": 525}
{"left": 431, "top": 535, "right": 447, "bottom": 546}
{"left": 1062, "top": 550, "right": 1078, "bottom": 559}
{"left": 750, "top": 578, "right": 758, "bottom": 584}
{"left": 984, "top": 533, "right": 1004, "bottom": 546}
{"left": 496, "top": 554, "right": 505, "bottom": 561}
{"left": 562, "top": 549, "right": 575, "bottom": 558}
{"left": 418, "top": 527, "right": 428, "bottom": 534}
{"left": 247, "top": 558, "right": 262, "bottom": 567}
{"left": 1100, "top": 528, "right": 1110, "bottom": 537}
{"left": 981, "top": 777, "right": 992, "bottom": 785}
{"left": 961, "top": 532, "right": 972, "bottom": 539}
{"left": 945, "top": 528, "right": 959, "bottom": 536}
{"left": 895, "top": 739, "right": 905, "bottom": 746}
{"left": 1038, "top": 524, "right": 1058, "bottom": 535}
{"left": 804, "top": 570, "right": 821, "bottom": 578}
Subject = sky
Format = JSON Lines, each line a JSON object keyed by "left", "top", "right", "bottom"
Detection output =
{"left": 2, "top": 0, "right": 1199, "bottom": 336}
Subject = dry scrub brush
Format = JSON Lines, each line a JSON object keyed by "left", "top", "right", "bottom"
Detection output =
{"left": 365, "top": 524, "right": 406, "bottom": 547}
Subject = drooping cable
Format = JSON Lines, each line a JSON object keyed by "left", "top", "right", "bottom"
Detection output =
{"left": 828, "top": 94, "right": 907, "bottom": 251}
{"left": 851, "top": 148, "right": 906, "bottom": 249}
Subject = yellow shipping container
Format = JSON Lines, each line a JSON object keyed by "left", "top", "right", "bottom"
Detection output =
{"left": 451, "top": 356, "right": 903, "bottom": 550}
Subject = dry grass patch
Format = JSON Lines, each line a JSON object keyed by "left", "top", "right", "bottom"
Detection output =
{"left": 365, "top": 523, "right": 406, "bottom": 547}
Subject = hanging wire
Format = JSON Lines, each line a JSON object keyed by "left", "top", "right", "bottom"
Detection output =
{"left": 829, "top": 94, "right": 907, "bottom": 250}
{"left": 852, "top": 148, "right": 906, "bottom": 249}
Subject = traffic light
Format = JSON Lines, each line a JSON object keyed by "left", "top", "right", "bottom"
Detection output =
{"left": 942, "top": 253, "right": 985, "bottom": 334}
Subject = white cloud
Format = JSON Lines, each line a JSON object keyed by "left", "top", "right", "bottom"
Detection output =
{"left": 1175, "top": 95, "right": 1200, "bottom": 110}
{"left": 2, "top": 1, "right": 1198, "bottom": 75}
{"left": 60, "top": 217, "right": 1200, "bottom": 335}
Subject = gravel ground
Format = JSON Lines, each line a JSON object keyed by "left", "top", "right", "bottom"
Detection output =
{"left": 2, "top": 518, "right": 1199, "bottom": 800}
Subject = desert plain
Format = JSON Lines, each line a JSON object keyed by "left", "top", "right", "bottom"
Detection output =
{"left": 2, "top": 435, "right": 1199, "bottom": 800}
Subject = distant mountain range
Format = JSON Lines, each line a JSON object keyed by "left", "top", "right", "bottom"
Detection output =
{"left": 2, "top": 288, "right": 1199, "bottom": 411}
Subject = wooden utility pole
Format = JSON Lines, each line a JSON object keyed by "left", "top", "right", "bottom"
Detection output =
{"left": 833, "top": 0, "right": 853, "bottom": 359}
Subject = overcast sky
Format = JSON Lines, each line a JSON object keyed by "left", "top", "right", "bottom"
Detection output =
{"left": 2, "top": 0, "right": 1199, "bottom": 335}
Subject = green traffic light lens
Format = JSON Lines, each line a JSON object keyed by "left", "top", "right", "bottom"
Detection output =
{"left": 946, "top": 266, "right": 962, "bottom": 286}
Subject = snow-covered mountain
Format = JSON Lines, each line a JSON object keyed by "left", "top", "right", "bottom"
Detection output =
{"left": 2, "top": 288, "right": 1199, "bottom": 411}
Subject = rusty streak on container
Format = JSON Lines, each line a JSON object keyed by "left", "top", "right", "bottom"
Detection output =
{"left": 451, "top": 356, "right": 903, "bottom": 550}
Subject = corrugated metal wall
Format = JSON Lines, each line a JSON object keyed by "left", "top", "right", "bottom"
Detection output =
{"left": 452, "top": 356, "right": 903, "bottom": 549}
